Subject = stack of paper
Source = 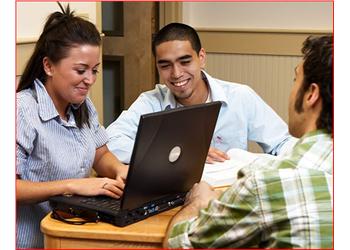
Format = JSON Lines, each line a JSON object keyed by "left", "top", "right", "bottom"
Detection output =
{"left": 201, "top": 148, "right": 276, "bottom": 187}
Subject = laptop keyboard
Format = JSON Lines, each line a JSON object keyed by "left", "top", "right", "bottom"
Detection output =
{"left": 81, "top": 196, "right": 121, "bottom": 213}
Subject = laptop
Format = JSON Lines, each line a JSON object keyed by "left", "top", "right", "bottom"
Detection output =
{"left": 49, "top": 101, "right": 222, "bottom": 227}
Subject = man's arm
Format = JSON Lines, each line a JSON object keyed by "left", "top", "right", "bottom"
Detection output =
{"left": 242, "top": 85, "right": 292, "bottom": 155}
{"left": 106, "top": 110, "right": 140, "bottom": 164}
{"left": 163, "top": 200, "right": 201, "bottom": 248}
{"left": 106, "top": 94, "right": 157, "bottom": 164}
{"left": 163, "top": 182, "right": 220, "bottom": 248}
{"left": 164, "top": 173, "right": 264, "bottom": 249}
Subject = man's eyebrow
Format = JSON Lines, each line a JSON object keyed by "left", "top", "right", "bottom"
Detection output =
{"left": 157, "top": 55, "right": 193, "bottom": 64}
{"left": 157, "top": 59, "right": 170, "bottom": 64}
{"left": 178, "top": 55, "right": 192, "bottom": 60}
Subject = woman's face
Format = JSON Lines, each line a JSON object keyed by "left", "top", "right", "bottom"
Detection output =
{"left": 43, "top": 44, "right": 100, "bottom": 110}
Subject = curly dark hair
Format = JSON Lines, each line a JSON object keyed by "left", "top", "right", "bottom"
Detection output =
{"left": 295, "top": 35, "right": 333, "bottom": 135}
{"left": 17, "top": 3, "right": 101, "bottom": 128}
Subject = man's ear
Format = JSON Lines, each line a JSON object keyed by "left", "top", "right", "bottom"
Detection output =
{"left": 305, "top": 83, "right": 321, "bottom": 108}
{"left": 198, "top": 48, "right": 206, "bottom": 69}
{"left": 43, "top": 57, "right": 53, "bottom": 76}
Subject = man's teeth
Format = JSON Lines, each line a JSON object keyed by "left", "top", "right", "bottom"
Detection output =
{"left": 173, "top": 80, "right": 187, "bottom": 87}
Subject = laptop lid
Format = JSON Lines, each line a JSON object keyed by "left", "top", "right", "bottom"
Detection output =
{"left": 49, "top": 101, "right": 221, "bottom": 226}
{"left": 121, "top": 101, "right": 222, "bottom": 210}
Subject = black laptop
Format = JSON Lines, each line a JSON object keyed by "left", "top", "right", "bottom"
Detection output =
{"left": 49, "top": 101, "right": 222, "bottom": 227}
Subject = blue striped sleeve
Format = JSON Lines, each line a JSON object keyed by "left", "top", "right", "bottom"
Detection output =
{"left": 16, "top": 93, "right": 37, "bottom": 176}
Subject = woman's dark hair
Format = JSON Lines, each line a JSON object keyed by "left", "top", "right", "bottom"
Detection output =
{"left": 295, "top": 35, "right": 333, "bottom": 134}
{"left": 17, "top": 3, "right": 101, "bottom": 128}
{"left": 152, "top": 22, "right": 202, "bottom": 56}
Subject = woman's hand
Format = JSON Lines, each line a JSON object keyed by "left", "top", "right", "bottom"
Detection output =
{"left": 93, "top": 145, "right": 129, "bottom": 191}
{"left": 16, "top": 176, "right": 124, "bottom": 205}
{"left": 115, "top": 164, "right": 129, "bottom": 183}
{"left": 67, "top": 177, "right": 124, "bottom": 199}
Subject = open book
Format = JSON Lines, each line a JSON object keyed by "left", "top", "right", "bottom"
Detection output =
{"left": 201, "top": 148, "right": 276, "bottom": 188}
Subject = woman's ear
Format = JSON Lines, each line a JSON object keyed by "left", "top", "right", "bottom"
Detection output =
{"left": 43, "top": 57, "right": 53, "bottom": 76}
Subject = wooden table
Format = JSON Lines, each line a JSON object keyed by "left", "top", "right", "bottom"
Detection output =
{"left": 41, "top": 207, "right": 180, "bottom": 248}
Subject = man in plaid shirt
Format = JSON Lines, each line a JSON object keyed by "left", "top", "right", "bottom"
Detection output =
{"left": 164, "top": 35, "right": 333, "bottom": 248}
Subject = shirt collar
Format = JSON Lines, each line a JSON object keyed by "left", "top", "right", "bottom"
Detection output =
{"left": 162, "top": 89, "right": 178, "bottom": 110}
{"left": 202, "top": 71, "right": 229, "bottom": 106}
{"left": 297, "top": 129, "right": 332, "bottom": 145}
{"left": 34, "top": 79, "right": 77, "bottom": 127}
{"left": 161, "top": 70, "right": 228, "bottom": 110}
{"left": 34, "top": 79, "right": 60, "bottom": 122}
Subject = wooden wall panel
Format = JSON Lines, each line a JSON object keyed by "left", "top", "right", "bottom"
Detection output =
{"left": 205, "top": 53, "right": 301, "bottom": 122}
{"left": 205, "top": 53, "right": 302, "bottom": 152}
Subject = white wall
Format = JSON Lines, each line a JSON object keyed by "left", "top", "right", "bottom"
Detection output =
{"left": 17, "top": 2, "right": 97, "bottom": 41}
{"left": 183, "top": 2, "right": 333, "bottom": 31}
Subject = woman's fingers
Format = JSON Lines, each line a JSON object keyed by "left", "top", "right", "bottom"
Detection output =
{"left": 100, "top": 178, "right": 124, "bottom": 198}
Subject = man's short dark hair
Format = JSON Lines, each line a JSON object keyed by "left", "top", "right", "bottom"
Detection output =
{"left": 152, "top": 22, "right": 202, "bottom": 56}
{"left": 295, "top": 35, "right": 333, "bottom": 134}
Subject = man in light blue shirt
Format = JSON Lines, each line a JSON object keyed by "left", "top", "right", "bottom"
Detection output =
{"left": 107, "top": 23, "right": 294, "bottom": 164}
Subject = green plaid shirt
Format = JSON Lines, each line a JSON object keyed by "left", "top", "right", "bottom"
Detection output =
{"left": 168, "top": 130, "right": 333, "bottom": 248}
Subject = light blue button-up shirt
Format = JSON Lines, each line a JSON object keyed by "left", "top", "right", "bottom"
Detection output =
{"left": 16, "top": 79, "right": 108, "bottom": 248}
{"left": 106, "top": 71, "right": 293, "bottom": 164}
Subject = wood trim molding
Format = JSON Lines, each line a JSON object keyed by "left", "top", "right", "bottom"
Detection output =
{"left": 16, "top": 42, "right": 35, "bottom": 76}
{"left": 159, "top": 2, "right": 183, "bottom": 27}
{"left": 90, "top": 1, "right": 104, "bottom": 124}
{"left": 17, "top": 37, "right": 38, "bottom": 44}
{"left": 196, "top": 27, "right": 332, "bottom": 34}
{"left": 95, "top": 2, "right": 102, "bottom": 33}
{"left": 199, "top": 30, "right": 332, "bottom": 56}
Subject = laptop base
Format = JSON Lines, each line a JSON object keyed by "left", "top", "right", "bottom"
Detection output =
{"left": 50, "top": 193, "right": 185, "bottom": 227}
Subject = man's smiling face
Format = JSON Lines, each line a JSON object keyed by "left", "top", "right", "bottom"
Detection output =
{"left": 155, "top": 40, "right": 206, "bottom": 106}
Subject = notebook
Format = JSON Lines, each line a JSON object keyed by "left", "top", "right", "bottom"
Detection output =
{"left": 49, "top": 101, "right": 222, "bottom": 227}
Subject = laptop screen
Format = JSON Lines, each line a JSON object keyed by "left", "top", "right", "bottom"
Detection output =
{"left": 121, "top": 101, "right": 222, "bottom": 210}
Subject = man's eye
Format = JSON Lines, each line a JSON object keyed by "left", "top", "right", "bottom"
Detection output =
{"left": 181, "top": 61, "right": 190, "bottom": 65}
{"left": 76, "top": 69, "right": 85, "bottom": 75}
{"left": 92, "top": 69, "right": 99, "bottom": 75}
{"left": 160, "top": 65, "right": 170, "bottom": 69}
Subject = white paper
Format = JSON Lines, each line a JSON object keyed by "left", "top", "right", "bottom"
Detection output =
{"left": 201, "top": 148, "right": 276, "bottom": 187}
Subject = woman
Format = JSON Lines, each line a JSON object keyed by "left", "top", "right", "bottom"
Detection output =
{"left": 16, "top": 4, "right": 127, "bottom": 248}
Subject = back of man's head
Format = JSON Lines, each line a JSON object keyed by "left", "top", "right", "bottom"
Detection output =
{"left": 152, "top": 22, "right": 202, "bottom": 56}
{"left": 300, "top": 35, "right": 333, "bottom": 134}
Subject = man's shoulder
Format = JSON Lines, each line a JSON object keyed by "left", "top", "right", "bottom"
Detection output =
{"left": 123, "top": 84, "right": 172, "bottom": 112}
{"left": 240, "top": 162, "right": 330, "bottom": 189}
{"left": 139, "top": 84, "right": 170, "bottom": 99}
{"left": 209, "top": 75, "right": 254, "bottom": 94}
{"left": 136, "top": 84, "right": 174, "bottom": 108}
{"left": 208, "top": 77, "right": 259, "bottom": 106}
{"left": 243, "top": 138, "right": 332, "bottom": 180}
